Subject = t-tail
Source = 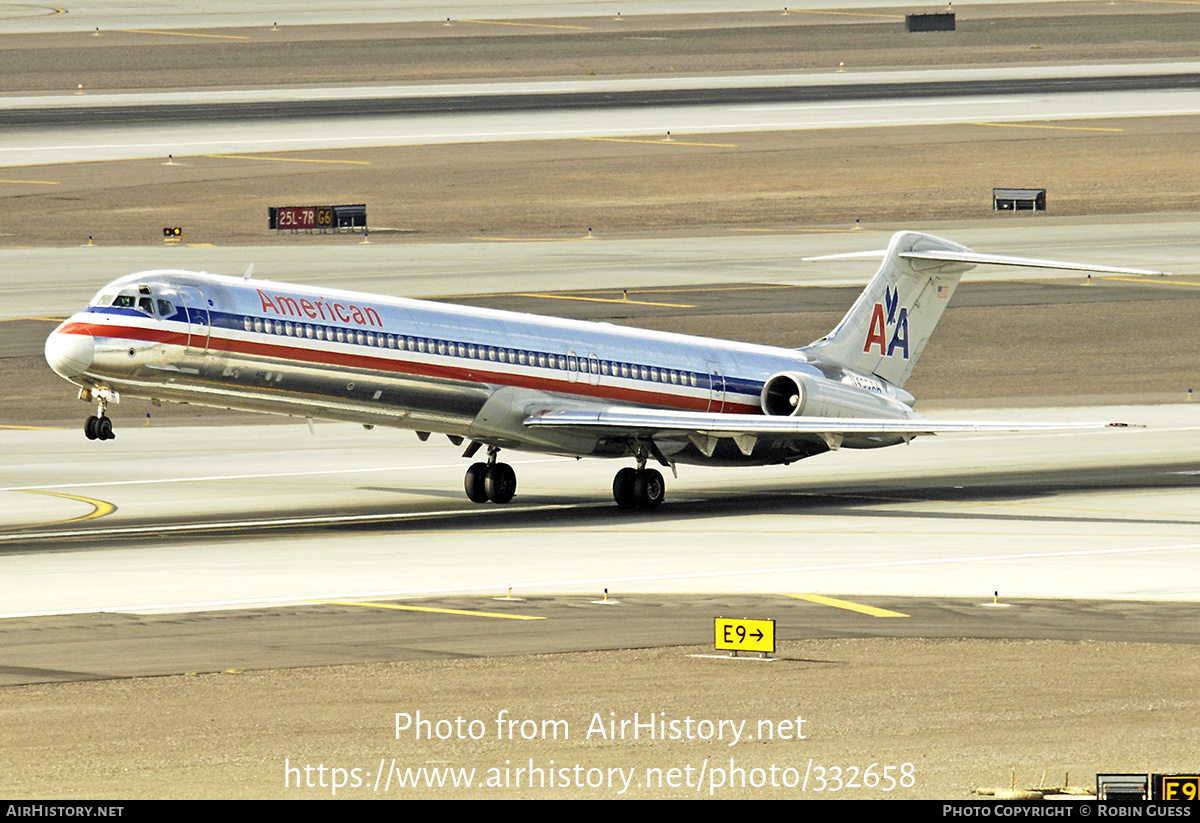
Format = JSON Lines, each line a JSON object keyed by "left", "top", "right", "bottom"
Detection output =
{"left": 800, "top": 230, "right": 1163, "bottom": 389}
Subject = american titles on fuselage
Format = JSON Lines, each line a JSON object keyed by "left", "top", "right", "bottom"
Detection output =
{"left": 257, "top": 289, "right": 383, "bottom": 329}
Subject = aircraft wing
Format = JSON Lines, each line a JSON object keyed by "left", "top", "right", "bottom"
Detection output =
{"left": 523, "top": 406, "right": 1132, "bottom": 454}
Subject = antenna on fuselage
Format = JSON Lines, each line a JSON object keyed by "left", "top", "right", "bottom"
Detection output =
{"left": 243, "top": 263, "right": 255, "bottom": 281}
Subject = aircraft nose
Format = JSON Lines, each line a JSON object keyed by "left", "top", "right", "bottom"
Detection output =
{"left": 45, "top": 324, "right": 94, "bottom": 379}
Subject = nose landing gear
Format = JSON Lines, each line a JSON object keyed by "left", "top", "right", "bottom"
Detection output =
{"left": 84, "top": 414, "right": 114, "bottom": 441}
{"left": 82, "top": 389, "right": 116, "bottom": 441}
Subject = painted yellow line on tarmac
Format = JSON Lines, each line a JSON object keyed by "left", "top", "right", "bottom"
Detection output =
{"left": 973, "top": 122, "right": 1125, "bottom": 133}
{"left": 787, "top": 9, "right": 904, "bottom": 18}
{"left": 0, "top": 425, "right": 62, "bottom": 431}
{"left": 0, "top": 179, "right": 59, "bottom": 185}
{"left": 20, "top": 490, "right": 116, "bottom": 525}
{"left": 475, "top": 236, "right": 597, "bottom": 243}
{"left": 515, "top": 292, "right": 695, "bottom": 308}
{"left": 319, "top": 600, "right": 545, "bottom": 620}
{"left": 205, "top": 154, "right": 370, "bottom": 165}
{"left": 119, "top": 29, "right": 249, "bottom": 40}
{"left": 460, "top": 19, "right": 589, "bottom": 30}
{"left": 785, "top": 593, "right": 909, "bottom": 617}
{"left": 733, "top": 227, "right": 874, "bottom": 234}
{"left": 1102, "top": 275, "right": 1200, "bottom": 287}
{"left": 580, "top": 137, "right": 739, "bottom": 148}
{"left": 645, "top": 284, "right": 795, "bottom": 294}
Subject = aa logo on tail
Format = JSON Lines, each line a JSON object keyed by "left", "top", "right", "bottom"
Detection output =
{"left": 863, "top": 285, "right": 909, "bottom": 359}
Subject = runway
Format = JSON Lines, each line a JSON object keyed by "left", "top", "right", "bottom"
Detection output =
{"left": 3, "top": 402, "right": 1199, "bottom": 618}
{"left": 6, "top": 74, "right": 1200, "bottom": 166}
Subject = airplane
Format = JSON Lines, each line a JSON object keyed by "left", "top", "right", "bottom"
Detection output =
{"left": 44, "top": 231, "right": 1156, "bottom": 510}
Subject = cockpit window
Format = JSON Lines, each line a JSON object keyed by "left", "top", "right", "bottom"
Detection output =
{"left": 157, "top": 299, "right": 174, "bottom": 316}
{"left": 138, "top": 297, "right": 154, "bottom": 314}
{"left": 111, "top": 295, "right": 136, "bottom": 309}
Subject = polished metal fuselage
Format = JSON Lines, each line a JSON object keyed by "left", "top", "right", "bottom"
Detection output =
{"left": 47, "top": 270, "right": 917, "bottom": 465}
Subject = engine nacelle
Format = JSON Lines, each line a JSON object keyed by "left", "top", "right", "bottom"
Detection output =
{"left": 760, "top": 371, "right": 908, "bottom": 419}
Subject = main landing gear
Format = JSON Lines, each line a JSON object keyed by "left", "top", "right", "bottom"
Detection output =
{"left": 612, "top": 466, "right": 665, "bottom": 511}
{"left": 464, "top": 447, "right": 516, "bottom": 504}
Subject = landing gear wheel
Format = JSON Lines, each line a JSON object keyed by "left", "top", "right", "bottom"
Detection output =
{"left": 97, "top": 416, "right": 114, "bottom": 440}
{"left": 464, "top": 462, "right": 489, "bottom": 504}
{"left": 484, "top": 463, "right": 517, "bottom": 504}
{"left": 85, "top": 416, "right": 99, "bottom": 440}
{"left": 613, "top": 467, "right": 638, "bottom": 510}
{"left": 633, "top": 468, "right": 665, "bottom": 510}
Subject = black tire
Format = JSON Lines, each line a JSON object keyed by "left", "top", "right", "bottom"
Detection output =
{"left": 84, "top": 416, "right": 98, "bottom": 440}
{"left": 97, "top": 416, "right": 114, "bottom": 440}
{"left": 484, "top": 463, "right": 517, "bottom": 504}
{"left": 464, "top": 462, "right": 489, "bottom": 503}
{"left": 633, "top": 468, "right": 665, "bottom": 510}
{"left": 613, "top": 467, "right": 638, "bottom": 509}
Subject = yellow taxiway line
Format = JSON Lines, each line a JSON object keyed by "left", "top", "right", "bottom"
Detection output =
{"left": 785, "top": 593, "right": 909, "bottom": 617}
{"left": 515, "top": 292, "right": 695, "bottom": 308}
{"left": 318, "top": 600, "right": 546, "bottom": 620}
{"left": 119, "top": 29, "right": 249, "bottom": 40}
{"left": 20, "top": 490, "right": 116, "bottom": 525}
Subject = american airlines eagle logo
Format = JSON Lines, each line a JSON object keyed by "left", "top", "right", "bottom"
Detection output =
{"left": 862, "top": 285, "right": 909, "bottom": 359}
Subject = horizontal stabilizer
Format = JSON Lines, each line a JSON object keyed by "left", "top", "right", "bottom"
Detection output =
{"left": 804, "top": 247, "right": 1165, "bottom": 276}
{"left": 897, "top": 250, "right": 1163, "bottom": 276}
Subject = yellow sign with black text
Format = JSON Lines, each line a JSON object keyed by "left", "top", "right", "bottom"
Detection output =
{"left": 714, "top": 618, "right": 775, "bottom": 654}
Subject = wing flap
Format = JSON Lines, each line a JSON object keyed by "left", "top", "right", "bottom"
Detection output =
{"left": 524, "top": 406, "right": 1132, "bottom": 438}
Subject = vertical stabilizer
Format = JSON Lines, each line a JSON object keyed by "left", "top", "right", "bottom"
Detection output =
{"left": 802, "top": 231, "right": 972, "bottom": 388}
